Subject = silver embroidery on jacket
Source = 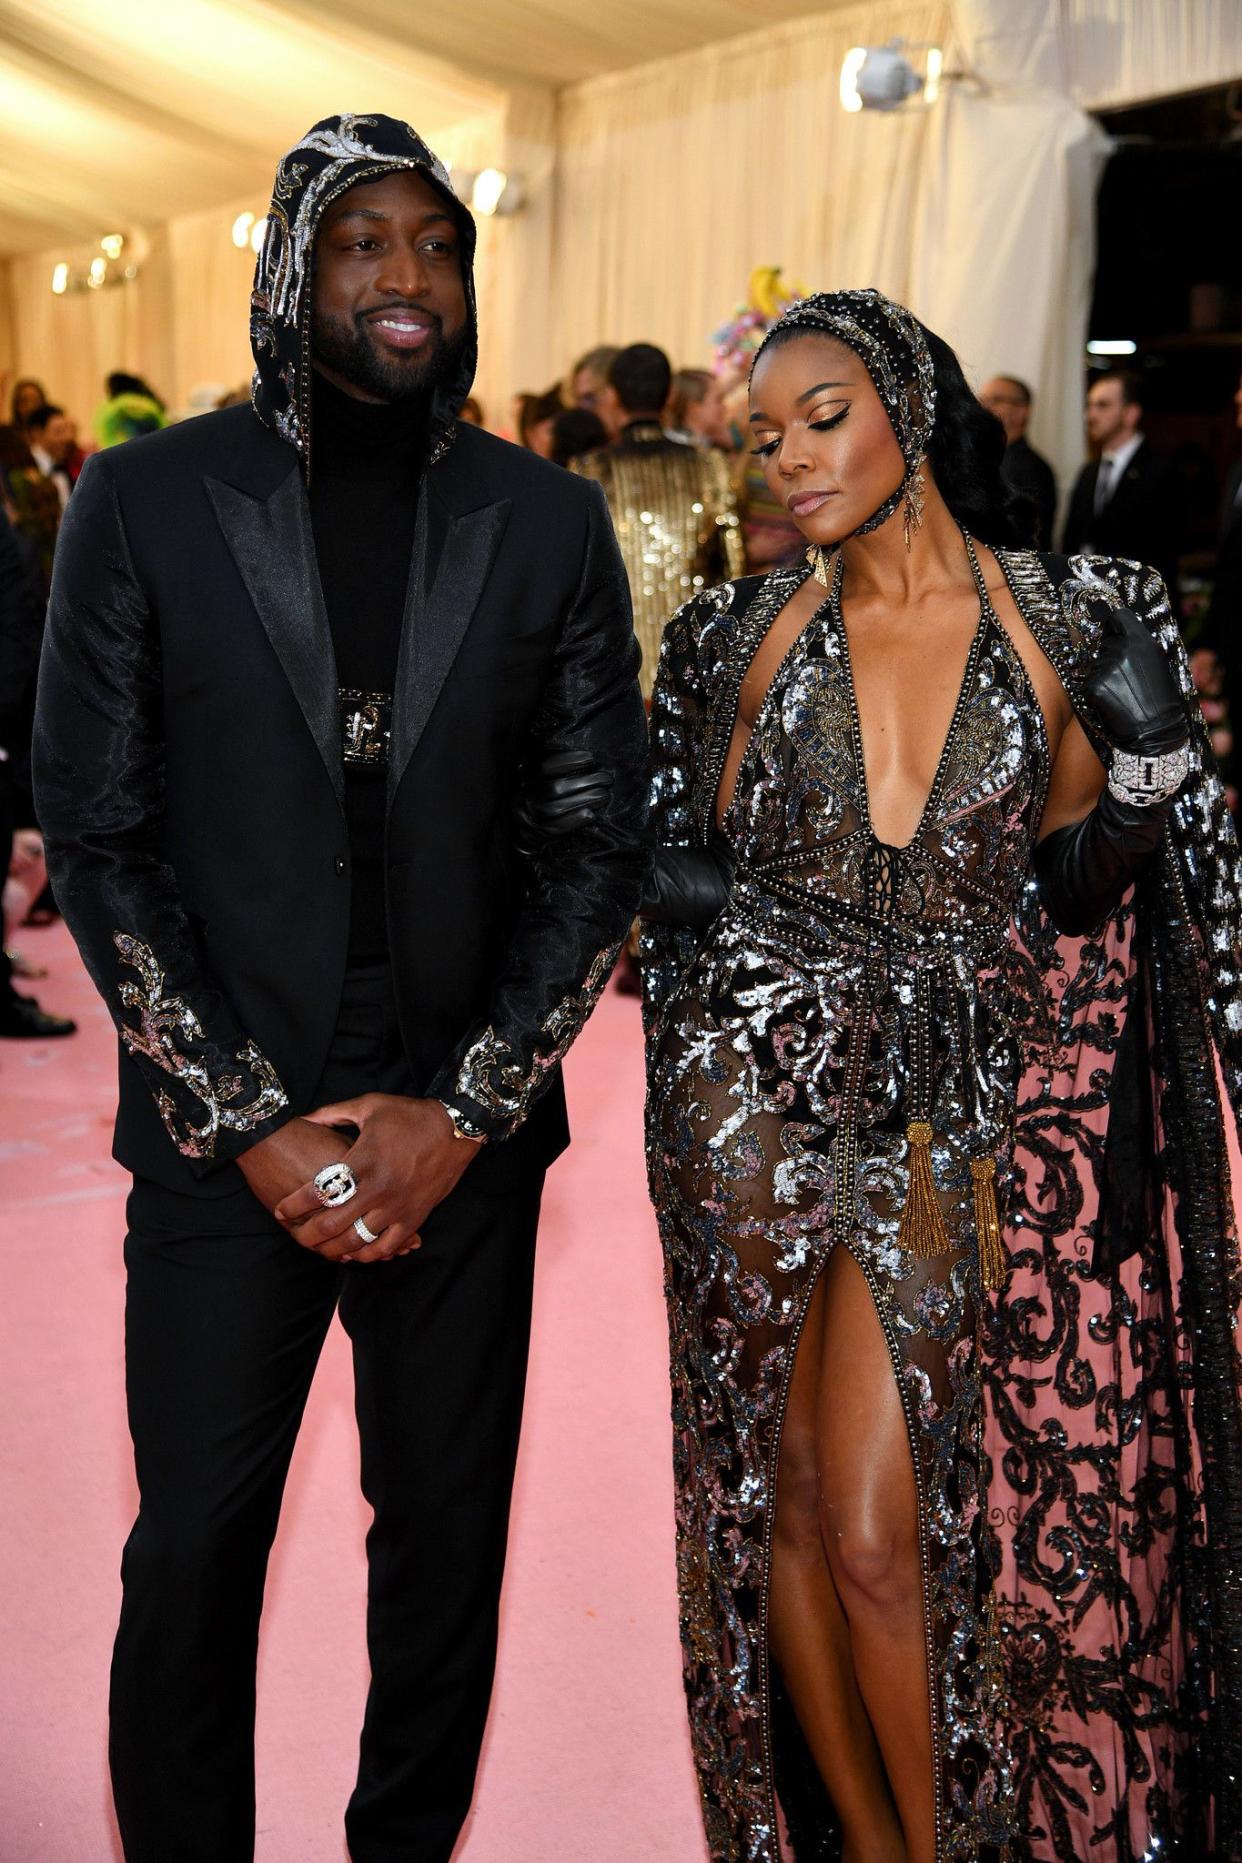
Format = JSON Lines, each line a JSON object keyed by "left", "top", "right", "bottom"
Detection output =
{"left": 113, "top": 932, "right": 288, "bottom": 1158}
{"left": 454, "top": 943, "right": 620, "bottom": 1129}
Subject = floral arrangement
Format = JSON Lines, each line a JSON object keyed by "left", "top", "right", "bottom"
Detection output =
{"left": 711, "top": 266, "right": 806, "bottom": 379}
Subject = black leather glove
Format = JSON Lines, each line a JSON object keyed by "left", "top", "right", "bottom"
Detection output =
{"left": 641, "top": 835, "right": 735, "bottom": 931}
{"left": 513, "top": 750, "right": 615, "bottom": 854}
{"left": 1084, "top": 601, "right": 1187, "bottom": 755}
{"left": 1036, "top": 603, "right": 1188, "bottom": 937}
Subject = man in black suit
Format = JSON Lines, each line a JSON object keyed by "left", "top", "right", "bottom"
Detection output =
{"left": 34, "top": 113, "right": 648, "bottom": 1863}
{"left": 1061, "top": 368, "right": 1182, "bottom": 597}
{"left": 979, "top": 374, "right": 1057, "bottom": 545}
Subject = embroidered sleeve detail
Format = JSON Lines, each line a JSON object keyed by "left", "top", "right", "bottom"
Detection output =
{"left": 453, "top": 943, "right": 620, "bottom": 1134}
{"left": 113, "top": 931, "right": 288, "bottom": 1159}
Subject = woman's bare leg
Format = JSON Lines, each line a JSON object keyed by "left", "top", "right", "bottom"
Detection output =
{"left": 816, "top": 1247, "right": 937, "bottom": 1863}
{"left": 769, "top": 1264, "right": 905, "bottom": 1861}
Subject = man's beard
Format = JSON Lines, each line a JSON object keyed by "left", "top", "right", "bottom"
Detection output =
{"left": 311, "top": 305, "right": 467, "bottom": 404}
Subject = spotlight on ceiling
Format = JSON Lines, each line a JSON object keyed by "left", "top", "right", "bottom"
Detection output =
{"left": 51, "top": 262, "right": 69, "bottom": 295}
{"left": 1087, "top": 339, "right": 1138, "bottom": 357}
{"left": 100, "top": 233, "right": 125, "bottom": 260}
{"left": 231, "top": 211, "right": 256, "bottom": 250}
{"left": 249, "top": 216, "right": 268, "bottom": 255}
{"left": 449, "top": 168, "right": 525, "bottom": 218}
{"left": 88, "top": 256, "right": 107, "bottom": 289}
{"left": 840, "top": 39, "right": 949, "bottom": 113}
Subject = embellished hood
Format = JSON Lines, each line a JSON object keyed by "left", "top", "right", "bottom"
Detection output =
{"left": 249, "top": 112, "right": 477, "bottom": 468}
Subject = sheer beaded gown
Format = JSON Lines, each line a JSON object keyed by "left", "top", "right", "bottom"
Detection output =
{"left": 646, "top": 533, "right": 1054, "bottom": 1860}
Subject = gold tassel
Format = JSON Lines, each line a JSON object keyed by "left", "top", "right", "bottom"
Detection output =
{"left": 970, "top": 1156, "right": 1006, "bottom": 1291}
{"left": 898, "top": 1120, "right": 952, "bottom": 1258}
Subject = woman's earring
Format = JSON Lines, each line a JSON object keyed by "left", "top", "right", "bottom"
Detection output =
{"left": 903, "top": 462, "right": 926, "bottom": 551}
{"left": 805, "top": 544, "right": 831, "bottom": 587}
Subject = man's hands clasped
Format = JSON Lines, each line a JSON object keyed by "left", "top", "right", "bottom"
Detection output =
{"left": 241, "top": 1096, "right": 483, "bottom": 1263}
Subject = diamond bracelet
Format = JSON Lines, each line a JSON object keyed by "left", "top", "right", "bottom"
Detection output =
{"left": 1107, "top": 744, "right": 1190, "bottom": 809}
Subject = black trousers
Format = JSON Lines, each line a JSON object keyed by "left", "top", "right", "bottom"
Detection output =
{"left": 109, "top": 966, "right": 544, "bottom": 1862}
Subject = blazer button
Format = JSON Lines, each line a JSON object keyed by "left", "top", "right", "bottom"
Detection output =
{"left": 335, "top": 857, "right": 346, "bottom": 875}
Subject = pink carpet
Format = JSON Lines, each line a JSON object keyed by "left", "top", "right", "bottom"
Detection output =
{"left": 0, "top": 923, "right": 706, "bottom": 1861}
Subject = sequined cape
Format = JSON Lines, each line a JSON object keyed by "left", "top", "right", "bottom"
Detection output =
{"left": 641, "top": 548, "right": 1242, "bottom": 1862}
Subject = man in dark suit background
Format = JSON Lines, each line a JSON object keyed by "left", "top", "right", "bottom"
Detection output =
{"left": 1062, "top": 368, "right": 1182, "bottom": 598}
{"left": 979, "top": 373, "right": 1057, "bottom": 546}
{"left": 34, "top": 113, "right": 648, "bottom": 1863}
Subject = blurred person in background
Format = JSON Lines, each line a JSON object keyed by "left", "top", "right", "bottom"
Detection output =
{"left": 569, "top": 344, "right": 619, "bottom": 425}
{"left": 10, "top": 377, "right": 48, "bottom": 436}
{"left": 459, "top": 395, "right": 484, "bottom": 426}
{"left": 0, "top": 424, "right": 60, "bottom": 589}
{"left": 666, "top": 365, "right": 733, "bottom": 451}
{"left": 516, "top": 385, "right": 562, "bottom": 458}
{"left": 0, "top": 508, "right": 73, "bottom": 1037}
{"left": 550, "top": 405, "right": 606, "bottom": 469}
{"left": 95, "top": 374, "right": 168, "bottom": 449}
{"left": 27, "top": 404, "right": 75, "bottom": 509}
{"left": 979, "top": 373, "right": 1057, "bottom": 546}
{"left": 578, "top": 341, "right": 744, "bottom": 698}
{"left": 1063, "top": 369, "right": 1182, "bottom": 598}
{"left": 1203, "top": 368, "right": 1242, "bottom": 715}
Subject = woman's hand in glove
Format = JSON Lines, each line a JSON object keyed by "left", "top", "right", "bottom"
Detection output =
{"left": 513, "top": 750, "right": 615, "bottom": 852}
{"left": 1084, "top": 600, "right": 1187, "bottom": 756}
{"left": 641, "top": 836, "right": 735, "bottom": 932}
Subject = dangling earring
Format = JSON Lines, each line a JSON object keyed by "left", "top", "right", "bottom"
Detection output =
{"left": 805, "top": 544, "right": 831, "bottom": 587}
{"left": 903, "top": 461, "right": 926, "bottom": 552}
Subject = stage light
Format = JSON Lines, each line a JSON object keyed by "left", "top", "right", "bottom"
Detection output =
{"left": 840, "top": 39, "right": 947, "bottom": 113}
{"left": 472, "top": 168, "right": 508, "bottom": 217}
{"left": 100, "top": 233, "right": 124, "bottom": 260}
{"left": 1087, "top": 339, "right": 1138, "bottom": 356}
{"left": 232, "top": 211, "right": 255, "bottom": 249}
{"left": 51, "top": 262, "right": 68, "bottom": 295}
{"left": 88, "top": 256, "right": 107, "bottom": 288}
{"left": 840, "top": 48, "right": 866, "bottom": 114}
{"left": 249, "top": 216, "right": 268, "bottom": 254}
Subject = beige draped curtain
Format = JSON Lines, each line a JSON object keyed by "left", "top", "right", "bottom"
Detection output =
{"left": 551, "top": 1, "right": 952, "bottom": 386}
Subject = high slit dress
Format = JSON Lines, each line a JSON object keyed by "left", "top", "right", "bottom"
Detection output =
{"left": 644, "top": 544, "right": 1242, "bottom": 1863}
{"left": 645, "top": 538, "right": 1051, "bottom": 1860}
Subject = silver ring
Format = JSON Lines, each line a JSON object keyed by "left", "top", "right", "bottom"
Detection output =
{"left": 313, "top": 1162, "right": 357, "bottom": 1208}
{"left": 353, "top": 1216, "right": 380, "bottom": 1245}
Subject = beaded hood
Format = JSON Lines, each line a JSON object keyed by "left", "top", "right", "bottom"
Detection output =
{"left": 248, "top": 112, "right": 478, "bottom": 469}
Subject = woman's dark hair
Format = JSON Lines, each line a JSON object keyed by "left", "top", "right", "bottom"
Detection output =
{"left": 550, "top": 406, "right": 607, "bottom": 468}
{"left": 10, "top": 378, "right": 46, "bottom": 425}
{"left": 757, "top": 319, "right": 1036, "bottom": 548}
{"left": 919, "top": 325, "right": 1034, "bottom": 547}
{"left": 517, "top": 385, "right": 563, "bottom": 447}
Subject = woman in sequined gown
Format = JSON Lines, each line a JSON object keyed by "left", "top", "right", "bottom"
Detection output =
{"left": 639, "top": 293, "right": 1232, "bottom": 1863}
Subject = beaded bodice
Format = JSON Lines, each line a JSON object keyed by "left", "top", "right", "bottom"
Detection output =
{"left": 709, "top": 541, "right": 1050, "bottom": 969}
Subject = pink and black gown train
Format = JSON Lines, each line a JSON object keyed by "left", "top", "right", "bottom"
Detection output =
{"left": 642, "top": 545, "right": 1242, "bottom": 1862}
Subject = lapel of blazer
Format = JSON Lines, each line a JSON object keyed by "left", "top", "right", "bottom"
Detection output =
{"left": 388, "top": 454, "right": 512, "bottom": 802}
{"left": 205, "top": 461, "right": 343, "bottom": 806}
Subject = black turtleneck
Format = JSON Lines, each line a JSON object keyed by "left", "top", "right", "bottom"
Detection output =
{"left": 308, "top": 370, "right": 429, "bottom": 963}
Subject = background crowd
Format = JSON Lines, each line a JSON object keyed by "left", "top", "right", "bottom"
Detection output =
{"left": 3, "top": 279, "right": 1242, "bottom": 1035}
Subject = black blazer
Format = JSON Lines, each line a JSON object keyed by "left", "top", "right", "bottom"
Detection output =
{"left": 34, "top": 406, "right": 649, "bottom": 1195}
{"left": 1061, "top": 440, "right": 1182, "bottom": 596}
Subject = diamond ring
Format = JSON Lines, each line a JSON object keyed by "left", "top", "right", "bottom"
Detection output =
{"left": 353, "top": 1216, "right": 380, "bottom": 1245}
{"left": 313, "top": 1162, "right": 357, "bottom": 1208}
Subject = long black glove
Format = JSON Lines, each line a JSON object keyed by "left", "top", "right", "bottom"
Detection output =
{"left": 641, "top": 835, "right": 735, "bottom": 931}
{"left": 1035, "top": 602, "right": 1189, "bottom": 937}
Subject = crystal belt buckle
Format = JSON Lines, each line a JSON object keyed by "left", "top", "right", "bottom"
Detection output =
{"left": 340, "top": 688, "right": 392, "bottom": 766}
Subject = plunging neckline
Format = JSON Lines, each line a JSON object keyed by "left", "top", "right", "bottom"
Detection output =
{"left": 715, "top": 535, "right": 993, "bottom": 852}
{"left": 833, "top": 537, "right": 993, "bottom": 853}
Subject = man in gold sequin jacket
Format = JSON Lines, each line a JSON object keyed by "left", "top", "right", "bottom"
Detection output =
{"left": 33, "top": 114, "right": 647, "bottom": 1863}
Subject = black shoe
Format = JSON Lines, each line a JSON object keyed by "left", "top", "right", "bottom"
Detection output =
{"left": 0, "top": 992, "right": 77, "bottom": 1038}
